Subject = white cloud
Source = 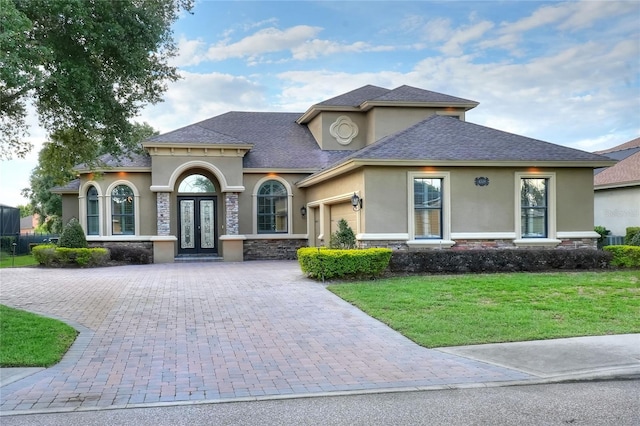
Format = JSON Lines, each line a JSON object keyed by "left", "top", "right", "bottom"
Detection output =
{"left": 441, "top": 20, "right": 494, "bottom": 56}
{"left": 206, "top": 25, "right": 323, "bottom": 62}
{"left": 137, "top": 71, "right": 268, "bottom": 133}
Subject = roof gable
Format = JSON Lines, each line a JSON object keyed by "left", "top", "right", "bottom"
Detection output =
{"left": 317, "top": 85, "right": 390, "bottom": 107}
{"left": 368, "top": 85, "right": 477, "bottom": 105}
{"left": 594, "top": 150, "right": 640, "bottom": 187}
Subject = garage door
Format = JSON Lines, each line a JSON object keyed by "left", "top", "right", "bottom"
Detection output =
{"left": 330, "top": 202, "right": 357, "bottom": 235}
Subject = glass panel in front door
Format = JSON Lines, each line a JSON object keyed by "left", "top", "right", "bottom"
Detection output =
{"left": 200, "top": 200, "right": 215, "bottom": 249}
{"left": 180, "top": 200, "right": 195, "bottom": 249}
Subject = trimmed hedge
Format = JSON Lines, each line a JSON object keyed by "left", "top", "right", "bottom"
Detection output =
{"left": 32, "top": 244, "right": 109, "bottom": 267}
{"left": 389, "top": 249, "right": 612, "bottom": 274}
{"left": 58, "top": 218, "right": 88, "bottom": 248}
{"left": 625, "top": 227, "right": 640, "bottom": 245}
{"left": 105, "top": 245, "right": 153, "bottom": 264}
{"left": 298, "top": 247, "right": 392, "bottom": 280}
{"left": 603, "top": 245, "right": 640, "bottom": 268}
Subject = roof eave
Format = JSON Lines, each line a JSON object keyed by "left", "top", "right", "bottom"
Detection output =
{"left": 296, "top": 105, "right": 360, "bottom": 124}
{"left": 359, "top": 100, "right": 479, "bottom": 112}
{"left": 594, "top": 180, "right": 640, "bottom": 190}
{"left": 298, "top": 159, "right": 617, "bottom": 188}
{"left": 142, "top": 142, "right": 254, "bottom": 150}
{"left": 74, "top": 166, "right": 152, "bottom": 174}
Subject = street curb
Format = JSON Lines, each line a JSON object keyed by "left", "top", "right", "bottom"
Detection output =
{"left": 2, "top": 368, "right": 639, "bottom": 417}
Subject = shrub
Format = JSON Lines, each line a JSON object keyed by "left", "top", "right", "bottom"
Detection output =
{"left": 105, "top": 245, "right": 153, "bottom": 264}
{"left": 594, "top": 226, "right": 609, "bottom": 243}
{"left": 629, "top": 232, "right": 640, "bottom": 247}
{"left": 329, "top": 219, "right": 356, "bottom": 249}
{"left": 625, "top": 227, "right": 640, "bottom": 245}
{"left": 389, "top": 249, "right": 612, "bottom": 274}
{"left": 603, "top": 245, "right": 640, "bottom": 268}
{"left": 58, "top": 218, "right": 88, "bottom": 248}
{"left": 297, "top": 247, "right": 392, "bottom": 280}
{"left": 1, "top": 236, "right": 16, "bottom": 253}
{"left": 32, "top": 245, "right": 109, "bottom": 267}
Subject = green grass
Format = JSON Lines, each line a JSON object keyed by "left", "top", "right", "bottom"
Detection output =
{"left": 328, "top": 271, "right": 640, "bottom": 348}
{"left": 0, "top": 305, "right": 78, "bottom": 367}
{"left": 0, "top": 252, "right": 39, "bottom": 268}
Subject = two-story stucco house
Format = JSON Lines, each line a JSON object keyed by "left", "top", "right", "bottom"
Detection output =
{"left": 54, "top": 85, "right": 614, "bottom": 262}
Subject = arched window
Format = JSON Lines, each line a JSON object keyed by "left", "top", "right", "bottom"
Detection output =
{"left": 111, "top": 185, "right": 134, "bottom": 235}
{"left": 86, "top": 186, "right": 99, "bottom": 235}
{"left": 257, "top": 180, "right": 288, "bottom": 233}
{"left": 178, "top": 174, "right": 215, "bottom": 193}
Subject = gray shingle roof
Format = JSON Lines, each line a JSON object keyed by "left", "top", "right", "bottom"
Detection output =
{"left": 51, "top": 178, "right": 80, "bottom": 193}
{"left": 368, "top": 85, "right": 477, "bottom": 105}
{"left": 76, "top": 152, "right": 151, "bottom": 170}
{"left": 316, "top": 84, "right": 477, "bottom": 107}
{"left": 146, "top": 124, "right": 247, "bottom": 145}
{"left": 328, "top": 115, "right": 611, "bottom": 165}
{"left": 317, "top": 85, "right": 390, "bottom": 107}
{"left": 149, "top": 112, "right": 350, "bottom": 169}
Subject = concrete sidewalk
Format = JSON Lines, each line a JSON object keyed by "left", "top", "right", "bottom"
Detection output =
{"left": 0, "top": 262, "right": 638, "bottom": 416}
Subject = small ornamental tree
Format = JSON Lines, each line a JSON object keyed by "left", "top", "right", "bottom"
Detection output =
{"left": 330, "top": 218, "right": 356, "bottom": 249}
{"left": 58, "top": 218, "right": 88, "bottom": 248}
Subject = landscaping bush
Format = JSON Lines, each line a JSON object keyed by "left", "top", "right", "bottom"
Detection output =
{"left": 298, "top": 247, "right": 392, "bottom": 280}
{"left": 1, "top": 236, "right": 16, "bottom": 254}
{"left": 629, "top": 232, "right": 640, "bottom": 247}
{"left": 594, "top": 226, "right": 609, "bottom": 248}
{"left": 58, "top": 218, "right": 88, "bottom": 248}
{"left": 32, "top": 244, "right": 109, "bottom": 267}
{"left": 603, "top": 245, "right": 640, "bottom": 268}
{"left": 389, "top": 249, "right": 612, "bottom": 274}
{"left": 625, "top": 227, "right": 640, "bottom": 245}
{"left": 329, "top": 219, "right": 356, "bottom": 249}
{"left": 105, "top": 245, "right": 153, "bottom": 264}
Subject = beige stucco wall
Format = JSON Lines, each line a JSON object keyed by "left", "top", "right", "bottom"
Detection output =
{"left": 150, "top": 155, "right": 245, "bottom": 189}
{"left": 594, "top": 186, "right": 640, "bottom": 235}
{"left": 555, "top": 168, "right": 596, "bottom": 233}
{"left": 366, "top": 107, "right": 466, "bottom": 144}
{"left": 322, "top": 166, "right": 597, "bottom": 237}
{"left": 61, "top": 194, "right": 78, "bottom": 226}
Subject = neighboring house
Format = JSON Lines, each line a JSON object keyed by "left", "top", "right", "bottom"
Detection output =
{"left": 593, "top": 138, "right": 640, "bottom": 237}
{"left": 19, "top": 214, "right": 40, "bottom": 235}
{"left": 53, "top": 85, "right": 614, "bottom": 263}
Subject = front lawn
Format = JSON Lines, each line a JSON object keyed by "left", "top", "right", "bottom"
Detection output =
{"left": 0, "top": 252, "right": 39, "bottom": 268}
{"left": 0, "top": 305, "right": 78, "bottom": 367}
{"left": 328, "top": 271, "right": 640, "bottom": 348}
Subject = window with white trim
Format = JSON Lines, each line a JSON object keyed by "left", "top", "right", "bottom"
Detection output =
{"left": 520, "top": 178, "right": 548, "bottom": 238}
{"left": 408, "top": 171, "right": 451, "bottom": 243}
{"left": 111, "top": 184, "right": 135, "bottom": 235}
{"left": 413, "top": 178, "right": 443, "bottom": 239}
{"left": 86, "top": 186, "right": 99, "bottom": 236}
{"left": 257, "top": 180, "right": 288, "bottom": 233}
{"left": 515, "top": 172, "right": 556, "bottom": 240}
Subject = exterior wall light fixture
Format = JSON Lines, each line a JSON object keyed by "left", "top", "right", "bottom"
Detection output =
{"left": 300, "top": 206, "right": 307, "bottom": 217}
{"left": 351, "top": 193, "right": 363, "bottom": 211}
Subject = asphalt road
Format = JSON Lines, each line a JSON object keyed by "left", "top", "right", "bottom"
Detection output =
{"left": 2, "top": 379, "right": 638, "bottom": 425}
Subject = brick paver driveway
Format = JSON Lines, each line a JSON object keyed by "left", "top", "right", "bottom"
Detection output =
{"left": 0, "top": 262, "right": 529, "bottom": 412}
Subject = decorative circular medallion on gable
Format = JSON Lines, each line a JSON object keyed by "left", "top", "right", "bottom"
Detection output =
{"left": 330, "top": 116, "right": 359, "bottom": 145}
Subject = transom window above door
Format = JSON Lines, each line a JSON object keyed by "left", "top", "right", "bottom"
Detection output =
{"left": 179, "top": 174, "right": 215, "bottom": 193}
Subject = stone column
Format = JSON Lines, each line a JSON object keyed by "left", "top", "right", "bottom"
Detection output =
{"left": 151, "top": 191, "right": 176, "bottom": 263}
{"left": 225, "top": 192, "right": 239, "bottom": 235}
{"left": 221, "top": 192, "right": 244, "bottom": 261}
{"left": 157, "top": 192, "right": 171, "bottom": 236}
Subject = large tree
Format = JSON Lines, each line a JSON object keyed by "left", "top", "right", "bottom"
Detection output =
{"left": 0, "top": 0, "right": 192, "bottom": 159}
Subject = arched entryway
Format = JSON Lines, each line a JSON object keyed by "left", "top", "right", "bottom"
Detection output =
{"left": 177, "top": 174, "right": 218, "bottom": 255}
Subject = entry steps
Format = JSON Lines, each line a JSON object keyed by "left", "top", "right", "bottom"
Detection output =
{"left": 174, "top": 255, "right": 224, "bottom": 263}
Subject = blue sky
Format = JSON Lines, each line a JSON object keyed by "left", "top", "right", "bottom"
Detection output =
{"left": 1, "top": 0, "right": 639, "bottom": 207}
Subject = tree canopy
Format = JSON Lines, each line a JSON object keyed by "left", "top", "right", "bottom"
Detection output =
{"left": 0, "top": 0, "right": 192, "bottom": 159}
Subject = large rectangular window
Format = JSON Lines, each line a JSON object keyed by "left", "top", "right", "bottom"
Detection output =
{"left": 413, "top": 178, "right": 443, "bottom": 239}
{"left": 520, "top": 178, "right": 548, "bottom": 238}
